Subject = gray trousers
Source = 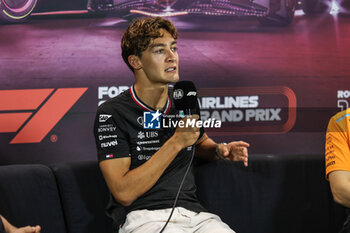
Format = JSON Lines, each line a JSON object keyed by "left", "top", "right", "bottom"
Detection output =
{"left": 119, "top": 207, "right": 235, "bottom": 233}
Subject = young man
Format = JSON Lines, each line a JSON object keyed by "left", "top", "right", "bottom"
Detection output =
{"left": 94, "top": 17, "right": 249, "bottom": 233}
{"left": 0, "top": 215, "right": 41, "bottom": 233}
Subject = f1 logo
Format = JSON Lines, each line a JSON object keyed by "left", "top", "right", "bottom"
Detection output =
{"left": 187, "top": 91, "right": 197, "bottom": 96}
{"left": 143, "top": 110, "right": 162, "bottom": 129}
{"left": 0, "top": 88, "right": 87, "bottom": 144}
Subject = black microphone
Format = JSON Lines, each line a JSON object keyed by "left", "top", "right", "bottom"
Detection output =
{"left": 173, "top": 80, "right": 198, "bottom": 115}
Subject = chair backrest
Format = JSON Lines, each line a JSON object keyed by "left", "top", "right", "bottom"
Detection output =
{"left": 0, "top": 164, "right": 67, "bottom": 233}
{"left": 51, "top": 161, "right": 113, "bottom": 233}
{"left": 194, "top": 154, "right": 346, "bottom": 233}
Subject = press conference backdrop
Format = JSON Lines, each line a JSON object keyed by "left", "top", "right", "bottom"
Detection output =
{"left": 0, "top": 13, "right": 349, "bottom": 165}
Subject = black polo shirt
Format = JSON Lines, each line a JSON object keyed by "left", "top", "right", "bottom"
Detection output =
{"left": 94, "top": 85, "right": 206, "bottom": 215}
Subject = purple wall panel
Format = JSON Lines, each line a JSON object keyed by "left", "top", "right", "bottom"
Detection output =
{"left": 0, "top": 15, "right": 350, "bottom": 165}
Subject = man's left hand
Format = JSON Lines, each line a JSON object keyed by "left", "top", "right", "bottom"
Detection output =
{"left": 217, "top": 141, "right": 250, "bottom": 167}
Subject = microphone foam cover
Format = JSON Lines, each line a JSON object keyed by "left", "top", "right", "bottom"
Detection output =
{"left": 173, "top": 81, "right": 197, "bottom": 111}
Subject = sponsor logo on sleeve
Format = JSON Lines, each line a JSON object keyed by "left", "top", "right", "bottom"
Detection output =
{"left": 99, "top": 114, "right": 112, "bottom": 123}
{"left": 99, "top": 135, "right": 118, "bottom": 141}
{"left": 105, "top": 154, "right": 114, "bottom": 159}
{"left": 101, "top": 140, "right": 118, "bottom": 148}
{"left": 98, "top": 125, "right": 117, "bottom": 133}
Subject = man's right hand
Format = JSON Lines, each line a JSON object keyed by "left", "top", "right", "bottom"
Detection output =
{"left": 171, "top": 115, "right": 200, "bottom": 149}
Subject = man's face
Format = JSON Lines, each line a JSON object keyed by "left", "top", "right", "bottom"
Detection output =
{"left": 138, "top": 29, "right": 179, "bottom": 84}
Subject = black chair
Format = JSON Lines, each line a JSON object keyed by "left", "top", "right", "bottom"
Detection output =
{"left": 51, "top": 161, "right": 113, "bottom": 233}
{"left": 0, "top": 164, "right": 66, "bottom": 233}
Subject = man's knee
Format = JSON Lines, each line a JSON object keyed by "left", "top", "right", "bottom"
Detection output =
{"left": 196, "top": 218, "right": 235, "bottom": 233}
{"left": 127, "top": 222, "right": 186, "bottom": 233}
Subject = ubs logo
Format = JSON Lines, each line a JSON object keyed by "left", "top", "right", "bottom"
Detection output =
{"left": 137, "top": 131, "right": 159, "bottom": 139}
{"left": 146, "top": 131, "right": 158, "bottom": 138}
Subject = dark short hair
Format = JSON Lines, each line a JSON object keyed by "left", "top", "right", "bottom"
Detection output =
{"left": 121, "top": 17, "right": 178, "bottom": 72}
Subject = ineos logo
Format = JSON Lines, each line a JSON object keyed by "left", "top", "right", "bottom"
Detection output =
{"left": 173, "top": 89, "right": 184, "bottom": 100}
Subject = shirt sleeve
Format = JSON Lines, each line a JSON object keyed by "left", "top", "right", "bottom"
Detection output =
{"left": 325, "top": 112, "right": 350, "bottom": 178}
{"left": 94, "top": 105, "right": 131, "bottom": 162}
{"left": 196, "top": 99, "right": 205, "bottom": 141}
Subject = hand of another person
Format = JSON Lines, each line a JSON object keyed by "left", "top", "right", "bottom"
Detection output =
{"left": 1, "top": 215, "right": 41, "bottom": 233}
{"left": 11, "top": 225, "right": 41, "bottom": 233}
{"left": 217, "top": 141, "right": 250, "bottom": 166}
